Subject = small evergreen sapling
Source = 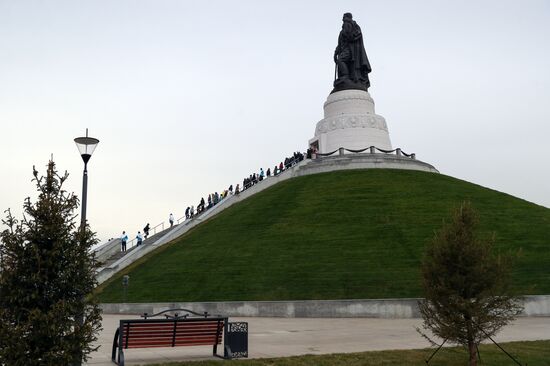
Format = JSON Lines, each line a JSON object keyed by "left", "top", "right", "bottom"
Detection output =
{"left": 418, "top": 202, "right": 522, "bottom": 366}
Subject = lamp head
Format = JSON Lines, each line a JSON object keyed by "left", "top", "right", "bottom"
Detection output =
{"left": 74, "top": 129, "right": 99, "bottom": 164}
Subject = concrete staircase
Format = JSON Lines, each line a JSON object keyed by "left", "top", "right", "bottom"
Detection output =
{"left": 98, "top": 227, "right": 175, "bottom": 268}
{"left": 94, "top": 158, "right": 312, "bottom": 284}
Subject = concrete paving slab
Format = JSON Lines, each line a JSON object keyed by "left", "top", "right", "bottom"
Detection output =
{"left": 86, "top": 315, "right": 550, "bottom": 365}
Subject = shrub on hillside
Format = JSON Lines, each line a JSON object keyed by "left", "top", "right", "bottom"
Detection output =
{"left": 418, "top": 202, "right": 522, "bottom": 366}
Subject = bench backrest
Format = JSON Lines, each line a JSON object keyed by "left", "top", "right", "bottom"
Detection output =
{"left": 120, "top": 317, "right": 226, "bottom": 349}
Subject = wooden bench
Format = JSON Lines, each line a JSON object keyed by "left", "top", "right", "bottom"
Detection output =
{"left": 111, "top": 309, "right": 228, "bottom": 365}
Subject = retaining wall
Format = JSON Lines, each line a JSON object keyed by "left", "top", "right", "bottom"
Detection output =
{"left": 101, "top": 295, "right": 550, "bottom": 318}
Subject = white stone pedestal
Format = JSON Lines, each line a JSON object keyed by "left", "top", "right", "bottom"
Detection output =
{"left": 309, "top": 90, "right": 392, "bottom": 154}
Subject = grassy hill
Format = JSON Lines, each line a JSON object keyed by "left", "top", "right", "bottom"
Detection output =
{"left": 96, "top": 169, "right": 550, "bottom": 303}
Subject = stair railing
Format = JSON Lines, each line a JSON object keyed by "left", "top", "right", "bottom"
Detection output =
{"left": 151, "top": 221, "right": 165, "bottom": 235}
{"left": 123, "top": 220, "right": 165, "bottom": 252}
{"left": 125, "top": 238, "right": 137, "bottom": 251}
{"left": 102, "top": 155, "right": 308, "bottom": 267}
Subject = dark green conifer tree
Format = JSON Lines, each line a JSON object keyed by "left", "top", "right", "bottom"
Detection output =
{"left": 0, "top": 161, "right": 102, "bottom": 365}
{"left": 418, "top": 202, "right": 522, "bottom": 366}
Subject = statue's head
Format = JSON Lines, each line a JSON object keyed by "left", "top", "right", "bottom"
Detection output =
{"left": 343, "top": 12, "right": 353, "bottom": 21}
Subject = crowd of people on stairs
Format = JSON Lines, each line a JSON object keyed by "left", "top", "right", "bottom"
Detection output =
{"left": 117, "top": 151, "right": 307, "bottom": 252}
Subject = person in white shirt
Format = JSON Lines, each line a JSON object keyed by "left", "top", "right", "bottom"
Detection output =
{"left": 169, "top": 213, "right": 175, "bottom": 227}
{"left": 136, "top": 231, "right": 143, "bottom": 246}
{"left": 121, "top": 231, "right": 128, "bottom": 252}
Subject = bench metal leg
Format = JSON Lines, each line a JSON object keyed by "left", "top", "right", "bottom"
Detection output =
{"left": 213, "top": 318, "right": 227, "bottom": 359}
{"left": 111, "top": 327, "right": 125, "bottom": 366}
{"left": 119, "top": 350, "right": 125, "bottom": 366}
{"left": 111, "top": 328, "right": 119, "bottom": 364}
{"left": 213, "top": 346, "right": 231, "bottom": 359}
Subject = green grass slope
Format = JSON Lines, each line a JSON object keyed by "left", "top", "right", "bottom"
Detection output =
{"left": 97, "top": 169, "right": 550, "bottom": 303}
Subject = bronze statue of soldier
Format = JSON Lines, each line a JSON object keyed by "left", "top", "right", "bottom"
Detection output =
{"left": 333, "top": 13, "right": 372, "bottom": 93}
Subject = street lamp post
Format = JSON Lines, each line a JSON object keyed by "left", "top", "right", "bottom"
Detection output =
{"left": 74, "top": 128, "right": 99, "bottom": 231}
{"left": 73, "top": 128, "right": 99, "bottom": 366}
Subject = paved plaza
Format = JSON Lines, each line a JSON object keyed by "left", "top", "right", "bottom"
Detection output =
{"left": 87, "top": 315, "right": 550, "bottom": 365}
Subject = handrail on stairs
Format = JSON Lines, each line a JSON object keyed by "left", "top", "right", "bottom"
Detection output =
{"left": 124, "top": 220, "right": 165, "bottom": 252}
{"left": 102, "top": 157, "right": 309, "bottom": 262}
{"left": 96, "top": 157, "right": 310, "bottom": 282}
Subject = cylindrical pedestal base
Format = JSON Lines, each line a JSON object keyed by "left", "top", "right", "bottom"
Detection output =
{"left": 309, "top": 90, "right": 392, "bottom": 154}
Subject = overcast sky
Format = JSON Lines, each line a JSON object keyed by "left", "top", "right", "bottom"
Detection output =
{"left": 1, "top": 0, "right": 549, "bottom": 243}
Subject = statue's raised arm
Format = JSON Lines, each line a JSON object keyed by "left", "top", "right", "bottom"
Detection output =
{"left": 332, "top": 13, "right": 372, "bottom": 93}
